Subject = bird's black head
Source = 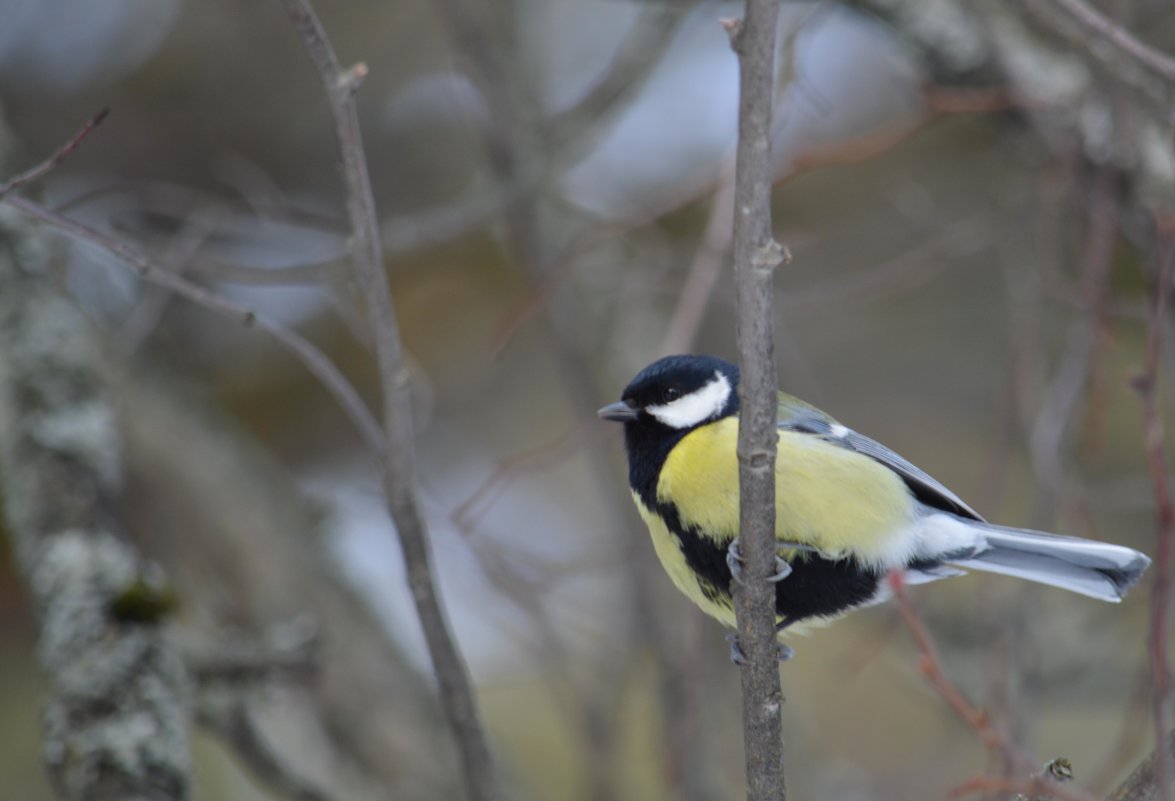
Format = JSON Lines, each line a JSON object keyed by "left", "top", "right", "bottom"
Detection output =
{"left": 599, "top": 355, "right": 740, "bottom": 502}
{"left": 598, "top": 354, "right": 740, "bottom": 431}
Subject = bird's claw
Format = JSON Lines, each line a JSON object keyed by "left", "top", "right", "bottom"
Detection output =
{"left": 768, "top": 559, "right": 793, "bottom": 582}
{"left": 727, "top": 632, "right": 796, "bottom": 665}
{"left": 726, "top": 540, "right": 740, "bottom": 580}
{"left": 727, "top": 538, "right": 792, "bottom": 584}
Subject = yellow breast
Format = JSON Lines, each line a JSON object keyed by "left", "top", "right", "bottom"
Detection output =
{"left": 655, "top": 417, "right": 915, "bottom": 566}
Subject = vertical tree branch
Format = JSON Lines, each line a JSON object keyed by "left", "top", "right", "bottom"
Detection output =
{"left": 0, "top": 208, "right": 191, "bottom": 800}
{"left": 1133, "top": 217, "right": 1175, "bottom": 801}
{"left": 727, "top": 2, "right": 788, "bottom": 800}
{"left": 276, "top": 3, "right": 501, "bottom": 800}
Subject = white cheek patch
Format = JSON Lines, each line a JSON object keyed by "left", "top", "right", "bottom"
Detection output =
{"left": 647, "top": 372, "right": 732, "bottom": 429}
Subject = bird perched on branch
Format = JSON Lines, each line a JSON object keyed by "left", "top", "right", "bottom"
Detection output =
{"left": 599, "top": 355, "right": 1150, "bottom": 659}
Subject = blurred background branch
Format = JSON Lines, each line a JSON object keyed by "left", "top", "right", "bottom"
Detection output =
{"left": 0, "top": 165, "right": 191, "bottom": 798}
{"left": 277, "top": 3, "right": 502, "bottom": 799}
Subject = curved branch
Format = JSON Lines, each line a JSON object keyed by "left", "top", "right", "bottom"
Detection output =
{"left": 277, "top": 3, "right": 501, "bottom": 799}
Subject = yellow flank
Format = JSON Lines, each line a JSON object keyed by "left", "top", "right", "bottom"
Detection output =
{"left": 655, "top": 417, "right": 914, "bottom": 566}
{"left": 633, "top": 494, "right": 738, "bottom": 628}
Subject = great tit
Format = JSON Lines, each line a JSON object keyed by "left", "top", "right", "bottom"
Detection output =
{"left": 598, "top": 354, "right": 1151, "bottom": 643}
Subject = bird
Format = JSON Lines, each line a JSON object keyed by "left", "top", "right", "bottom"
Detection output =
{"left": 598, "top": 354, "right": 1151, "bottom": 658}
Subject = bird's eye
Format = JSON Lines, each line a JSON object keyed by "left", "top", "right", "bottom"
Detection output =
{"left": 663, "top": 387, "right": 681, "bottom": 402}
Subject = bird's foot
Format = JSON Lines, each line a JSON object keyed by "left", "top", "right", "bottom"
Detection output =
{"left": 726, "top": 538, "right": 792, "bottom": 584}
{"left": 727, "top": 632, "right": 796, "bottom": 665}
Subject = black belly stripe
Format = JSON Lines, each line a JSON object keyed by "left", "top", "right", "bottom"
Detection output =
{"left": 651, "top": 498, "right": 885, "bottom": 625}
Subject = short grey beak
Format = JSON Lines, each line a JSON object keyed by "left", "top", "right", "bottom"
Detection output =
{"left": 598, "top": 401, "right": 639, "bottom": 422}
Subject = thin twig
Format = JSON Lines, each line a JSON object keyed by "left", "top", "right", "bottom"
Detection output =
{"left": 120, "top": 373, "right": 464, "bottom": 798}
{"left": 547, "top": 5, "right": 683, "bottom": 159}
{"left": 450, "top": 426, "right": 585, "bottom": 533}
{"left": 728, "top": 1, "right": 788, "bottom": 800}
{"left": 431, "top": 4, "right": 654, "bottom": 799}
{"left": 2, "top": 194, "right": 385, "bottom": 454}
{"left": 0, "top": 108, "right": 108, "bottom": 197}
{"left": 951, "top": 773, "right": 1099, "bottom": 801}
{"left": 1029, "top": 169, "right": 1118, "bottom": 526}
{"left": 661, "top": 160, "right": 736, "bottom": 355}
{"left": 381, "top": 183, "right": 523, "bottom": 256}
{"left": 1132, "top": 216, "right": 1175, "bottom": 801}
{"left": 196, "top": 701, "right": 334, "bottom": 801}
{"left": 276, "top": 3, "right": 501, "bottom": 800}
{"left": 1039, "top": 0, "right": 1175, "bottom": 81}
{"left": 889, "top": 573, "right": 1031, "bottom": 772}
{"left": 119, "top": 205, "right": 219, "bottom": 352}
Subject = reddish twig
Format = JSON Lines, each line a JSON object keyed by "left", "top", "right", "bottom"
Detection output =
{"left": 888, "top": 572, "right": 1030, "bottom": 772}
{"left": 1132, "top": 215, "right": 1175, "bottom": 801}
{"left": 0, "top": 108, "right": 109, "bottom": 198}
{"left": 950, "top": 773, "right": 1099, "bottom": 801}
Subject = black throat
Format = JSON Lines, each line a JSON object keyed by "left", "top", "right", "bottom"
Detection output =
{"left": 623, "top": 420, "right": 691, "bottom": 508}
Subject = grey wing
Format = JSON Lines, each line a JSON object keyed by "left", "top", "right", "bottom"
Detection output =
{"left": 779, "top": 413, "right": 984, "bottom": 522}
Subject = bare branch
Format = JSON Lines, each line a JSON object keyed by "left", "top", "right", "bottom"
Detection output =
{"left": 196, "top": 701, "right": 333, "bottom": 801}
{"left": 0, "top": 210, "right": 191, "bottom": 801}
{"left": 1132, "top": 217, "right": 1175, "bottom": 801}
{"left": 1036, "top": 0, "right": 1175, "bottom": 82}
{"left": 890, "top": 573, "right": 1030, "bottom": 771}
{"left": 547, "top": 5, "right": 683, "bottom": 158}
{"left": 849, "top": 0, "right": 1175, "bottom": 209}
{"left": 0, "top": 193, "right": 384, "bottom": 455}
{"left": 1108, "top": 728, "right": 1175, "bottom": 801}
{"left": 119, "top": 372, "right": 461, "bottom": 800}
{"left": 662, "top": 163, "right": 736, "bottom": 355}
{"left": 728, "top": 1, "right": 788, "bottom": 799}
{"left": 0, "top": 108, "right": 108, "bottom": 197}
{"left": 276, "top": 2, "right": 501, "bottom": 799}
{"left": 118, "top": 206, "right": 219, "bottom": 352}
{"left": 952, "top": 773, "right": 1098, "bottom": 801}
{"left": 382, "top": 185, "right": 521, "bottom": 256}
{"left": 890, "top": 577, "right": 1115, "bottom": 801}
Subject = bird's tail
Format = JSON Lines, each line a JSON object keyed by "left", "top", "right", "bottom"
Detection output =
{"left": 948, "top": 523, "right": 1151, "bottom": 602}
